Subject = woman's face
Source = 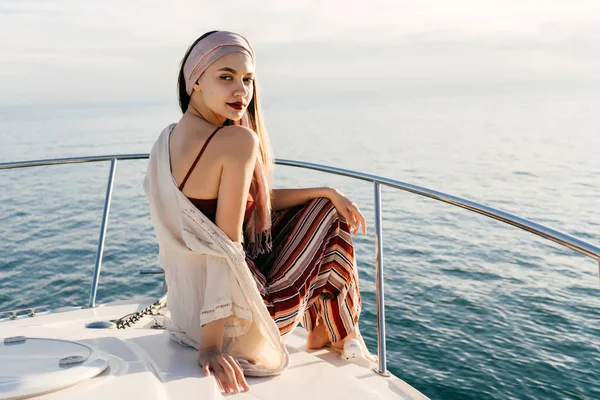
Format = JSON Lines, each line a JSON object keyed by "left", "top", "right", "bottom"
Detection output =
{"left": 191, "top": 52, "right": 255, "bottom": 122}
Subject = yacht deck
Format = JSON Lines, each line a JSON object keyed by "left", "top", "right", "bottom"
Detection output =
{"left": 1, "top": 297, "right": 428, "bottom": 400}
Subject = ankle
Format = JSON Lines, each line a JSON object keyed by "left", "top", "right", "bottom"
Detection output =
{"left": 334, "top": 328, "right": 358, "bottom": 345}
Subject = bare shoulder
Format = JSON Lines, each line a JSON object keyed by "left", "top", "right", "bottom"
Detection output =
{"left": 214, "top": 125, "right": 259, "bottom": 157}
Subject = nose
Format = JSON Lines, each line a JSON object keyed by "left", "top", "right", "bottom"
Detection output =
{"left": 233, "top": 80, "right": 249, "bottom": 98}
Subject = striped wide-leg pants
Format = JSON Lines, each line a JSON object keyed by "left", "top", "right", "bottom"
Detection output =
{"left": 245, "top": 197, "right": 361, "bottom": 343}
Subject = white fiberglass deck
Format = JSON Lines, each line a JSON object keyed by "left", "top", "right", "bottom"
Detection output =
{"left": 0, "top": 298, "right": 428, "bottom": 400}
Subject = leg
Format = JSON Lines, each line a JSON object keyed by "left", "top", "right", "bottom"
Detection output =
{"left": 249, "top": 197, "right": 362, "bottom": 344}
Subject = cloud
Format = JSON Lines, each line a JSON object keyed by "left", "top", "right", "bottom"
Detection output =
{"left": 1, "top": 0, "right": 600, "bottom": 104}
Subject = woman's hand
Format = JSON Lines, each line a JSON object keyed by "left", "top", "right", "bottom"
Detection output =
{"left": 198, "top": 348, "right": 250, "bottom": 393}
{"left": 328, "top": 188, "right": 367, "bottom": 236}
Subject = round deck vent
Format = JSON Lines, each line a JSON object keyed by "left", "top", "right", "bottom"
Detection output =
{"left": 0, "top": 337, "right": 110, "bottom": 399}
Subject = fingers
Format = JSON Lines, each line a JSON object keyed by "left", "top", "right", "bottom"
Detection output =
{"left": 199, "top": 353, "right": 250, "bottom": 394}
{"left": 351, "top": 214, "right": 360, "bottom": 236}
{"left": 212, "top": 366, "right": 229, "bottom": 393}
{"left": 202, "top": 360, "right": 211, "bottom": 377}
{"left": 216, "top": 356, "right": 237, "bottom": 393}
{"left": 345, "top": 203, "right": 368, "bottom": 236}
{"left": 203, "top": 361, "right": 233, "bottom": 394}
{"left": 358, "top": 210, "right": 367, "bottom": 234}
{"left": 341, "top": 211, "right": 356, "bottom": 234}
{"left": 212, "top": 363, "right": 232, "bottom": 393}
{"left": 216, "top": 355, "right": 250, "bottom": 393}
{"left": 343, "top": 211, "right": 359, "bottom": 236}
{"left": 231, "top": 357, "right": 251, "bottom": 392}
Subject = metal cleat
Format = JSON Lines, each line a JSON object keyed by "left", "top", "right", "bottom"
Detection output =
{"left": 0, "top": 305, "right": 48, "bottom": 320}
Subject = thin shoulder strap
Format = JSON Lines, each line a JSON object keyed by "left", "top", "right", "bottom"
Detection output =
{"left": 179, "top": 126, "right": 223, "bottom": 191}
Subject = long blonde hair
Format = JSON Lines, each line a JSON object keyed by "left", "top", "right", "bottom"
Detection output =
{"left": 234, "top": 80, "right": 274, "bottom": 256}
{"left": 244, "top": 83, "right": 274, "bottom": 194}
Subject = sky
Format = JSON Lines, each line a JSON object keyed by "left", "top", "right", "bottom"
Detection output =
{"left": 1, "top": 0, "right": 600, "bottom": 105}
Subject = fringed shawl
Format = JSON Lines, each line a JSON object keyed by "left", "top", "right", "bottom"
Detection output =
{"left": 143, "top": 124, "right": 288, "bottom": 376}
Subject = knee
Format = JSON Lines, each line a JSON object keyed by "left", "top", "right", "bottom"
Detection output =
{"left": 313, "top": 197, "right": 336, "bottom": 216}
{"left": 309, "top": 197, "right": 353, "bottom": 230}
{"left": 313, "top": 197, "right": 347, "bottom": 225}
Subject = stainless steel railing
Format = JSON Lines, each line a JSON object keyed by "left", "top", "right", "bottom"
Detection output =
{"left": 88, "top": 159, "right": 117, "bottom": 308}
{"left": 277, "top": 159, "right": 600, "bottom": 376}
{"left": 1, "top": 155, "right": 599, "bottom": 377}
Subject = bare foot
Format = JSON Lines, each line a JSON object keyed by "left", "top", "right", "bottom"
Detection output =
{"left": 306, "top": 322, "right": 331, "bottom": 349}
{"left": 307, "top": 324, "right": 378, "bottom": 364}
{"left": 333, "top": 328, "right": 378, "bottom": 364}
{"left": 331, "top": 330, "right": 357, "bottom": 351}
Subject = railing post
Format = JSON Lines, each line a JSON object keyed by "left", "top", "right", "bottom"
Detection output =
{"left": 373, "top": 182, "right": 390, "bottom": 376}
{"left": 88, "top": 159, "right": 117, "bottom": 308}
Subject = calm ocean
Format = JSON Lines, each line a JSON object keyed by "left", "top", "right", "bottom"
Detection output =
{"left": 1, "top": 87, "right": 598, "bottom": 399}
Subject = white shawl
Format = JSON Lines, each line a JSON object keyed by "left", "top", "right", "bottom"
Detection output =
{"left": 143, "top": 124, "right": 289, "bottom": 376}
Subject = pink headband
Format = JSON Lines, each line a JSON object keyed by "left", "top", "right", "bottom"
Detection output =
{"left": 183, "top": 31, "right": 255, "bottom": 96}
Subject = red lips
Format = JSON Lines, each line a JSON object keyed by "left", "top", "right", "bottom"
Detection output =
{"left": 227, "top": 102, "right": 244, "bottom": 111}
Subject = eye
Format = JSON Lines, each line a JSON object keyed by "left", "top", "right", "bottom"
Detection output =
{"left": 219, "top": 75, "right": 233, "bottom": 81}
{"left": 243, "top": 77, "right": 254, "bottom": 84}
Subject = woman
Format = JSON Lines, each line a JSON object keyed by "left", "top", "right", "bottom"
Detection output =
{"left": 144, "top": 30, "right": 370, "bottom": 394}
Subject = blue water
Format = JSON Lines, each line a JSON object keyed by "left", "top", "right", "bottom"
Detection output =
{"left": 1, "top": 89, "right": 599, "bottom": 399}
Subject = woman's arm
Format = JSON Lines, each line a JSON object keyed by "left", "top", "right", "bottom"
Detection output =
{"left": 198, "top": 318, "right": 250, "bottom": 393}
{"left": 272, "top": 187, "right": 368, "bottom": 236}
{"left": 198, "top": 318, "right": 225, "bottom": 352}
{"left": 215, "top": 126, "right": 259, "bottom": 242}
{"left": 271, "top": 187, "right": 333, "bottom": 211}
{"left": 197, "top": 126, "right": 257, "bottom": 393}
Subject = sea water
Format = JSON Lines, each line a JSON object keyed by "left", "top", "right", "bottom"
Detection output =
{"left": 1, "top": 87, "right": 598, "bottom": 399}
